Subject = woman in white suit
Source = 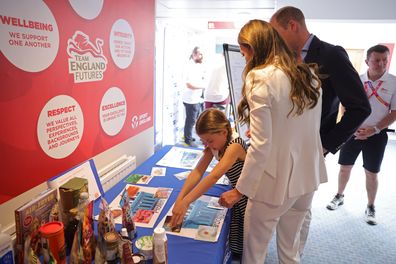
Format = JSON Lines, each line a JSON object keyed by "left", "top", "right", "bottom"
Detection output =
{"left": 219, "top": 20, "right": 327, "bottom": 264}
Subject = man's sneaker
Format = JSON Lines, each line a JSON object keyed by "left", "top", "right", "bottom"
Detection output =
{"left": 182, "top": 136, "right": 196, "bottom": 142}
{"left": 184, "top": 141, "right": 198, "bottom": 148}
{"left": 365, "top": 205, "right": 377, "bottom": 225}
{"left": 326, "top": 194, "right": 344, "bottom": 210}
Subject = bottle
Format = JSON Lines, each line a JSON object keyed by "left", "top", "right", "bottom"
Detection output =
{"left": 64, "top": 208, "right": 79, "bottom": 255}
{"left": 104, "top": 231, "right": 119, "bottom": 264}
{"left": 122, "top": 195, "right": 137, "bottom": 240}
{"left": 120, "top": 228, "right": 129, "bottom": 240}
{"left": 77, "top": 192, "right": 89, "bottom": 218}
{"left": 126, "top": 219, "right": 137, "bottom": 240}
{"left": 119, "top": 228, "right": 134, "bottom": 264}
{"left": 152, "top": 227, "right": 168, "bottom": 264}
{"left": 0, "top": 224, "right": 14, "bottom": 264}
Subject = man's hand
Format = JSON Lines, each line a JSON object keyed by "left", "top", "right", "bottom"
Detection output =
{"left": 219, "top": 189, "right": 243, "bottom": 208}
{"left": 169, "top": 200, "right": 189, "bottom": 227}
{"left": 354, "top": 127, "right": 376, "bottom": 140}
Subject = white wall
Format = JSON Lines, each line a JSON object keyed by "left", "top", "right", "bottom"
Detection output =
{"left": 306, "top": 20, "right": 396, "bottom": 75}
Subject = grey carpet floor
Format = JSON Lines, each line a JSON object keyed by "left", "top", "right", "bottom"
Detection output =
{"left": 265, "top": 135, "right": 396, "bottom": 264}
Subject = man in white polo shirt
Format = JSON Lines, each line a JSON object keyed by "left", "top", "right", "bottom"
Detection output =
{"left": 327, "top": 44, "right": 396, "bottom": 225}
{"left": 182, "top": 46, "right": 207, "bottom": 147}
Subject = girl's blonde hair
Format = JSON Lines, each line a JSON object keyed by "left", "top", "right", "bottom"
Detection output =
{"left": 237, "top": 19, "right": 321, "bottom": 125}
{"left": 196, "top": 108, "right": 232, "bottom": 142}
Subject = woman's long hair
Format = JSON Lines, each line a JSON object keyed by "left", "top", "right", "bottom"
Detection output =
{"left": 237, "top": 19, "right": 321, "bottom": 125}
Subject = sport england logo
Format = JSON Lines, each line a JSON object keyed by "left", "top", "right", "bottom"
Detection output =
{"left": 131, "top": 115, "right": 139, "bottom": 129}
{"left": 131, "top": 113, "right": 151, "bottom": 129}
{"left": 67, "top": 31, "right": 107, "bottom": 83}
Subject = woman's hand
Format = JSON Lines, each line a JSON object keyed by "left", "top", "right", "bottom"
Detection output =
{"left": 219, "top": 189, "right": 243, "bottom": 208}
{"left": 245, "top": 129, "right": 251, "bottom": 138}
{"left": 170, "top": 199, "right": 190, "bottom": 227}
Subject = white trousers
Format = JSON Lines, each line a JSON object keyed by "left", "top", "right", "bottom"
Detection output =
{"left": 242, "top": 192, "right": 315, "bottom": 264}
{"left": 299, "top": 209, "right": 312, "bottom": 255}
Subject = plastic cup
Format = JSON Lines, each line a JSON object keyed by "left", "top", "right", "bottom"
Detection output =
{"left": 39, "top": 221, "right": 66, "bottom": 264}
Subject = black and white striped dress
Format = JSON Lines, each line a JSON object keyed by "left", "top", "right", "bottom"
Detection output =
{"left": 220, "top": 137, "right": 248, "bottom": 255}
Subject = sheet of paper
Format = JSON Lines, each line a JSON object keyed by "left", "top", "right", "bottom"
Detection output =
{"left": 216, "top": 175, "right": 230, "bottom": 185}
{"left": 174, "top": 171, "right": 229, "bottom": 186}
{"left": 137, "top": 175, "right": 153, "bottom": 184}
{"left": 156, "top": 147, "right": 203, "bottom": 169}
{"left": 174, "top": 170, "right": 191, "bottom": 180}
{"left": 124, "top": 173, "right": 153, "bottom": 184}
{"left": 156, "top": 195, "right": 228, "bottom": 242}
{"left": 104, "top": 184, "right": 173, "bottom": 228}
{"left": 151, "top": 167, "right": 166, "bottom": 176}
{"left": 207, "top": 197, "right": 226, "bottom": 210}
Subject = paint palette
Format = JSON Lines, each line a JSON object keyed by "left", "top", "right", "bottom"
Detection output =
{"left": 182, "top": 200, "right": 218, "bottom": 229}
{"left": 130, "top": 191, "right": 159, "bottom": 214}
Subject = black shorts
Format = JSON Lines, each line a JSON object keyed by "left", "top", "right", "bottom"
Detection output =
{"left": 338, "top": 131, "right": 388, "bottom": 173}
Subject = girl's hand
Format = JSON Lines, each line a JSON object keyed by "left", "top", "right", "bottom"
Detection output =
{"left": 170, "top": 200, "right": 189, "bottom": 227}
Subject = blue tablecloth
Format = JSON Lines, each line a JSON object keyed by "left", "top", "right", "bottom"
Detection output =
{"left": 94, "top": 145, "right": 232, "bottom": 264}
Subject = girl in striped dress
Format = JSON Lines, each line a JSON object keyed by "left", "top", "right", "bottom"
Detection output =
{"left": 170, "top": 108, "right": 248, "bottom": 260}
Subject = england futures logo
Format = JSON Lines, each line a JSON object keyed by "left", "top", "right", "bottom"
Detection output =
{"left": 67, "top": 31, "right": 107, "bottom": 83}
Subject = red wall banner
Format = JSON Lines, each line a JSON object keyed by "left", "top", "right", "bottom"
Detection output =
{"left": 0, "top": 0, "right": 155, "bottom": 204}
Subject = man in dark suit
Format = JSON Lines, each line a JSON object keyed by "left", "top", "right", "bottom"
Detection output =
{"left": 270, "top": 6, "right": 371, "bottom": 255}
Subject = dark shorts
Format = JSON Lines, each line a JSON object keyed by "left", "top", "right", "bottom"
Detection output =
{"left": 338, "top": 131, "right": 388, "bottom": 173}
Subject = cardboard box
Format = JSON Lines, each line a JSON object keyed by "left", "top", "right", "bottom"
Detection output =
{"left": 59, "top": 177, "right": 88, "bottom": 211}
{"left": 59, "top": 177, "right": 88, "bottom": 225}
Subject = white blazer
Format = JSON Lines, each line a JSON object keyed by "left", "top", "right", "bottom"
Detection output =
{"left": 236, "top": 66, "right": 327, "bottom": 206}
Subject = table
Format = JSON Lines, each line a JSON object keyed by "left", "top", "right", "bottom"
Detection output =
{"left": 94, "top": 145, "right": 232, "bottom": 264}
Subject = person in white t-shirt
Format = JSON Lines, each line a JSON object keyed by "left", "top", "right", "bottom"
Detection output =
{"left": 182, "top": 47, "right": 207, "bottom": 147}
{"left": 204, "top": 54, "right": 230, "bottom": 110}
{"left": 327, "top": 44, "right": 396, "bottom": 226}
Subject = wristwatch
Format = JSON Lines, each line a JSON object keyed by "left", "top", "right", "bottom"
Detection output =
{"left": 373, "top": 126, "right": 380, "bottom": 134}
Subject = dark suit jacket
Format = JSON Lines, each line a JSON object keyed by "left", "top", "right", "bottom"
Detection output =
{"left": 305, "top": 36, "right": 371, "bottom": 153}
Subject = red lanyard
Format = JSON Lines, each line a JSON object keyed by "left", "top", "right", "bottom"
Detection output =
{"left": 364, "top": 80, "right": 390, "bottom": 107}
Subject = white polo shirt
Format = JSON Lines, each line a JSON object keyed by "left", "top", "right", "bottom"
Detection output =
{"left": 360, "top": 71, "right": 396, "bottom": 127}
{"left": 182, "top": 60, "right": 207, "bottom": 104}
{"left": 204, "top": 60, "right": 229, "bottom": 103}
